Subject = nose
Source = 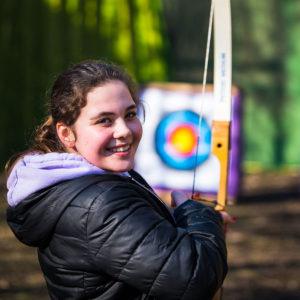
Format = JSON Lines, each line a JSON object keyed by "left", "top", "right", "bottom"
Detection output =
{"left": 113, "top": 119, "right": 132, "bottom": 139}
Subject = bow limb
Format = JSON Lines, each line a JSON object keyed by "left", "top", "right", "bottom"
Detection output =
{"left": 211, "top": 1, "right": 232, "bottom": 299}
{"left": 212, "top": 0, "right": 232, "bottom": 212}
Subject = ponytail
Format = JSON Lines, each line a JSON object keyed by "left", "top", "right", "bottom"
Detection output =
{"left": 5, "top": 116, "right": 66, "bottom": 177}
{"left": 33, "top": 116, "right": 65, "bottom": 153}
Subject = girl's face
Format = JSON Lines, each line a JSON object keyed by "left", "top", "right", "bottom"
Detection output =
{"left": 71, "top": 80, "right": 143, "bottom": 172}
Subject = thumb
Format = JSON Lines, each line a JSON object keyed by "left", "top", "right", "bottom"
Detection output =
{"left": 171, "top": 191, "right": 189, "bottom": 207}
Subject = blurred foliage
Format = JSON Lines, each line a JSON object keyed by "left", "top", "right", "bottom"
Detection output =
{"left": 163, "top": 0, "right": 300, "bottom": 170}
{"left": 232, "top": 0, "right": 286, "bottom": 170}
{"left": 1, "top": 0, "right": 300, "bottom": 170}
{"left": 233, "top": 0, "right": 300, "bottom": 169}
{"left": 282, "top": 1, "right": 300, "bottom": 166}
{"left": 0, "top": 0, "right": 167, "bottom": 169}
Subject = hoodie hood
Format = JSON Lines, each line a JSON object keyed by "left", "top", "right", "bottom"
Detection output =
{"left": 7, "top": 152, "right": 128, "bottom": 207}
{"left": 6, "top": 174, "right": 118, "bottom": 247}
{"left": 6, "top": 152, "right": 130, "bottom": 247}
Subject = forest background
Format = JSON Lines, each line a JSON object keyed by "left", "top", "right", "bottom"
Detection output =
{"left": 1, "top": 0, "right": 300, "bottom": 172}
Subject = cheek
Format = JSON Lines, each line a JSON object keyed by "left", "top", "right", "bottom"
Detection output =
{"left": 75, "top": 127, "right": 112, "bottom": 151}
{"left": 132, "top": 120, "right": 143, "bottom": 142}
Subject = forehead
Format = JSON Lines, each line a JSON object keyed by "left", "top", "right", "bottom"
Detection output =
{"left": 85, "top": 80, "right": 135, "bottom": 112}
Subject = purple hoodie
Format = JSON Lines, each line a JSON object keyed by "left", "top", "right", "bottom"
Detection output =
{"left": 7, "top": 152, "right": 129, "bottom": 207}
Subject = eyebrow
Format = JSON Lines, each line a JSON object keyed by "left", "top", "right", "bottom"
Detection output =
{"left": 89, "top": 104, "right": 137, "bottom": 121}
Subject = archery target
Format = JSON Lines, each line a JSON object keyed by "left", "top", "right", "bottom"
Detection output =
{"left": 155, "top": 110, "right": 211, "bottom": 170}
{"left": 134, "top": 83, "right": 241, "bottom": 199}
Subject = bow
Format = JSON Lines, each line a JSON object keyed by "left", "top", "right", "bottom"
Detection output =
{"left": 211, "top": 0, "right": 232, "bottom": 299}
{"left": 212, "top": 0, "right": 232, "bottom": 213}
{"left": 192, "top": 0, "right": 232, "bottom": 212}
{"left": 191, "top": 0, "right": 232, "bottom": 298}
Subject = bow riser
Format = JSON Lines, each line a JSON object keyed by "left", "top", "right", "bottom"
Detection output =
{"left": 212, "top": 120, "right": 231, "bottom": 211}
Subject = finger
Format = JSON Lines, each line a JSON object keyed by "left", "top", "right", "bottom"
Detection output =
{"left": 219, "top": 211, "right": 237, "bottom": 224}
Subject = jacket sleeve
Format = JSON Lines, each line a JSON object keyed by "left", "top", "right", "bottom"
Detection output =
{"left": 87, "top": 184, "right": 227, "bottom": 300}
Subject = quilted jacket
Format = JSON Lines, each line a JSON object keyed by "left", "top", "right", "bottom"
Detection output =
{"left": 7, "top": 171, "right": 227, "bottom": 300}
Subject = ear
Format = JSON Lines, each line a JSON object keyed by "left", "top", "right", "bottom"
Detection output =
{"left": 56, "top": 122, "right": 76, "bottom": 150}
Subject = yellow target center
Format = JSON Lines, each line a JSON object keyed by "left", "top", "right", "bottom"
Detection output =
{"left": 170, "top": 126, "right": 197, "bottom": 154}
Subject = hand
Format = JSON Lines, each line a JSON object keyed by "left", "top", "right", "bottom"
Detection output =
{"left": 219, "top": 211, "right": 237, "bottom": 233}
{"left": 170, "top": 191, "right": 190, "bottom": 207}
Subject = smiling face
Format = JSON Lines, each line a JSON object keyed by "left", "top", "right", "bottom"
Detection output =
{"left": 60, "top": 80, "right": 143, "bottom": 172}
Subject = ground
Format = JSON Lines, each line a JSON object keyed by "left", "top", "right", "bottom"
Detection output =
{"left": 0, "top": 171, "right": 299, "bottom": 299}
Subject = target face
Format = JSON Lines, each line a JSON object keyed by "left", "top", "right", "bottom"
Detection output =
{"left": 155, "top": 110, "right": 211, "bottom": 170}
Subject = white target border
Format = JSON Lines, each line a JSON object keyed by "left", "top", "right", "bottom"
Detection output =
{"left": 135, "top": 83, "right": 221, "bottom": 193}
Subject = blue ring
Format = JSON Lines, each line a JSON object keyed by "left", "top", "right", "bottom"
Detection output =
{"left": 155, "top": 110, "right": 211, "bottom": 170}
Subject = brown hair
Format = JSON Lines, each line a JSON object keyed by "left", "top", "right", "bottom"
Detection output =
{"left": 6, "top": 60, "right": 141, "bottom": 174}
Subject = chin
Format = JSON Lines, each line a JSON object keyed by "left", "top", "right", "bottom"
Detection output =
{"left": 107, "top": 161, "right": 134, "bottom": 173}
{"left": 114, "top": 166, "right": 133, "bottom": 173}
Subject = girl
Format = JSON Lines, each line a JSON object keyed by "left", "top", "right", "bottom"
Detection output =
{"left": 6, "top": 60, "right": 228, "bottom": 300}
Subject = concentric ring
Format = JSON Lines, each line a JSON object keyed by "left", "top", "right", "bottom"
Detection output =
{"left": 155, "top": 110, "right": 211, "bottom": 170}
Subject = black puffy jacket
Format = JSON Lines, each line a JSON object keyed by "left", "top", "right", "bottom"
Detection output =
{"left": 7, "top": 171, "right": 227, "bottom": 300}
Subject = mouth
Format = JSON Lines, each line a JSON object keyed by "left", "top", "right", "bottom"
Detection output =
{"left": 107, "top": 144, "right": 131, "bottom": 154}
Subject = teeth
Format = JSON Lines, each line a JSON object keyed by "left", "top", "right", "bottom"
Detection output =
{"left": 111, "top": 145, "right": 130, "bottom": 153}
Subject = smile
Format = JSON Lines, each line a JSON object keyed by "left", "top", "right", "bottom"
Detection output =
{"left": 109, "top": 145, "right": 131, "bottom": 153}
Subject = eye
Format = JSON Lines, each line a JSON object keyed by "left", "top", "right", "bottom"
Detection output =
{"left": 95, "top": 117, "right": 112, "bottom": 126}
{"left": 126, "top": 110, "right": 137, "bottom": 120}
